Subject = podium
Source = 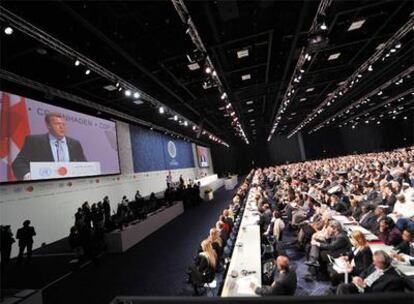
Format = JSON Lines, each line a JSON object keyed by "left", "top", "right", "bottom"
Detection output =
{"left": 30, "top": 162, "right": 101, "bottom": 180}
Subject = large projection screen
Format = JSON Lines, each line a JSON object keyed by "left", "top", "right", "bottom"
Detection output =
{"left": 196, "top": 145, "right": 210, "bottom": 168}
{"left": 0, "top": 91, "right": 120, "bottom": 183}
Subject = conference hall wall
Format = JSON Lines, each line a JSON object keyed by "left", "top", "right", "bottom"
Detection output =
{"left": 1, "top": 117, "right": 213, "bottom": 257}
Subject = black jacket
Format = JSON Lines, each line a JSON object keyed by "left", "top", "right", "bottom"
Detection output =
{"left": 255, "top": 268, "right": 297, "bottom": 296}
{"left": 394, "top": 240, "right": 411, "bottom": 255}
{"left": 12, "top": 134, "right": 87, "bottom": 180}
{"left": 359, "top": 211, "right": 378, "bottom": 232}
{"left": 347, "top": 246, "right": 373, "bottom": 276}
{"left": 320, "top": 231, "right": 351, "bottom": 258}
{"left": 361, "top": 265, "right": 405, "bottom": 293}
{"left": 16, "top": 226, "right": 36, "bottom": 246}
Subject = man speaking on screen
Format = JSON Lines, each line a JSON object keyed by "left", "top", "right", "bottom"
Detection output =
{"left": 12, "top": 112, "right": 87, "bottom": 180}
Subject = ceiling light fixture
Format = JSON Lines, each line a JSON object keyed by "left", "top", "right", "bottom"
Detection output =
{"left": 241, "top": 74, "right": 251, "bottom": 81}
{"left": 4, "top": 26, "right": 13, "bottom": 35}
{"left": 237, "top": 49, "right": 249, "bottom": 58}
{"left": 347, "top": 19, "right": 366, "bottom": 31}
{"left": 187, "top": 62, "right": 200, "bottom": 71}
{"left": 328, "top": 52, "right": 341, "bottom": 60}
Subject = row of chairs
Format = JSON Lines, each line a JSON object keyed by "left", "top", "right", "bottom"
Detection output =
{"left": 188, "top": 189, "right": 249, "bottom": 296}
{"left": 205, "top": 202, "right": 246, "bottom": 296}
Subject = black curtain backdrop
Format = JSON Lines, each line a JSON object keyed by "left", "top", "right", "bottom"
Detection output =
{"left": 268, "top": 113, "right": 414, "bottom": 165}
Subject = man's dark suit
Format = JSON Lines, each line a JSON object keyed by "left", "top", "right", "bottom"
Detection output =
{"left": 12, "top": 134, "right": 87, "bottom": 180}
{"left": 359, "top": 211, "right": 378, "bottom": 232}
{"left": 255, "top": 268, "right": 297, "bottom": 296}
{"left": 320, "top": 231, "right": 351, "bottom": 258}
{"left": 337, "top": 265, "right": 405, "bottom": 294}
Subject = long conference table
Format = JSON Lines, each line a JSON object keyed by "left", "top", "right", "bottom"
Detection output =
{"left": 221, "top": 177, "right": 262, "bottom": 297}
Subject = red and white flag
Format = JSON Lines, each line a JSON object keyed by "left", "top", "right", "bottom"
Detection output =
{"left": 0, "top": 91, "right": 31, "bottom": 181}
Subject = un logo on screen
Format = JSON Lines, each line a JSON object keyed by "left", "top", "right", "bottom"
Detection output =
{"left": 39, "top": 167, "right": 52, "bottom": 177}
{"left": 168, "top": 141, "right": 177, "bottom": 158}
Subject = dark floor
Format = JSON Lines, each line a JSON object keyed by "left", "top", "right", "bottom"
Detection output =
{"left": 281, "top": 229, "right": 330, "bottom": 296}
{"left": 2, "top": 182, "right": 241, "bottom": 304}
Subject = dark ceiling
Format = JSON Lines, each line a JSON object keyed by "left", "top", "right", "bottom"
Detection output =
{"left": 0, "top": 0, "right": 413, "bottom": 147}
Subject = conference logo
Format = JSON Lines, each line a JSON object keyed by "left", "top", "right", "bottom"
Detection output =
{"left": 57, "top": 166, "right": 68, "bottom": 176}
{"left": 167, "top": 141, "right": 177, "bottom": 158}
{"left": 38, "top": 167, "right": 53, "bottom": 177}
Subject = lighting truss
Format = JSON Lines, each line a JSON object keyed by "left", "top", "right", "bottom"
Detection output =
{"left": 338, "top": 89, "right": 414, "bottom": 128}
{"left": 267, "top": 0, "right": 333, "bottom": 142}
{"left": 0, "top": 5, "right": 228, "bottom": 147}
{"left": 287, "top": 17, "right": 414, "bottom": 139}
{"left": 171, "top": 0, "right": 249, "bottom": 144}
{"left": 310, "top": 65, "right": 414, "bottom": 132}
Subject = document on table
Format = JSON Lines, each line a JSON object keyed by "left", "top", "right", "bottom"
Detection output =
{"left": 235, "top": 275, "right": 260, "bottom": 296}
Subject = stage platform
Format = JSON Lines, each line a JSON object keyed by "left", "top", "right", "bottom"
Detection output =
{"left": 224, "top": 175, "right": 238, "bottom": 190}
{"left": 195, "top": 174, "right": 225, "bottom": 198}
{"left": 105, "top": 201, "right": 184, "bottom": 253}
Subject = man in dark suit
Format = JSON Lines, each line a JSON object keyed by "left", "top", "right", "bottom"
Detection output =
{"left": 337, "top": 250, "right": 405, "bottom": 294}
{"left": 12, "top": 112, "right": 87, "bottom": 180}
{"left": 16, "top": 220, "right": 36, "bottom": 265}
{"left": 251, "top": 255, "right": 297, "bottom": 296}
{"left": 305, "top": 220, "right": 351, "bottom": 280}
{"left": 359, "top": 204, "right": 378, "bottom": 232}
{"left": 259, "top": 204, "right": 272, "bottom": 233}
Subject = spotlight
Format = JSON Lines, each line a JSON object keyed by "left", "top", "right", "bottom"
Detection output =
{"left": 159, "top": 106, "right": 165, "bottom": 114}
{"left": 174, "top": 115, "right": 178, "bottom": 121}
{"left": 85, "top": 69, "right": 91, "bottom": 75}
{"left": 74, "top": 60, "right": 80, "bottom": 66}
{"left": 221, "top": 92, "right": 227, "bottom": 100}
{"left": 377, "top": 91, "right": 383, "bottom": 96}
{"left": 368, "top": 65, "right": 373, "bottom": 72}
{"left": 395, "top": 42, "right": 402, "bottom": 49}
{"left": 124, "top": 90, "right": 131, "bottom": 97}
{"left": 212, "top": 70, "right": 217, "bottom": 77}
{"left": 4, "top": 26, "right": 13, "bottom": 35}
{"left": 184, "top": 121, "right": 188, "bottom": 127}
{"left": 116, "top": 82, "right": 120, "bottom": 87}
{"left": 133, "top": 92, "right": 140, "bottom": 98}
{"left": 320, "top": 22, "right": 328, "bottom": 30}
{"left": 205, "top": 66, "right": 212, "bottom": 74}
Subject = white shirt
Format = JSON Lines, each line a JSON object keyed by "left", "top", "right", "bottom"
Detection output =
{"left": 393, "top": 201, "right": 414, "bottom": 218}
